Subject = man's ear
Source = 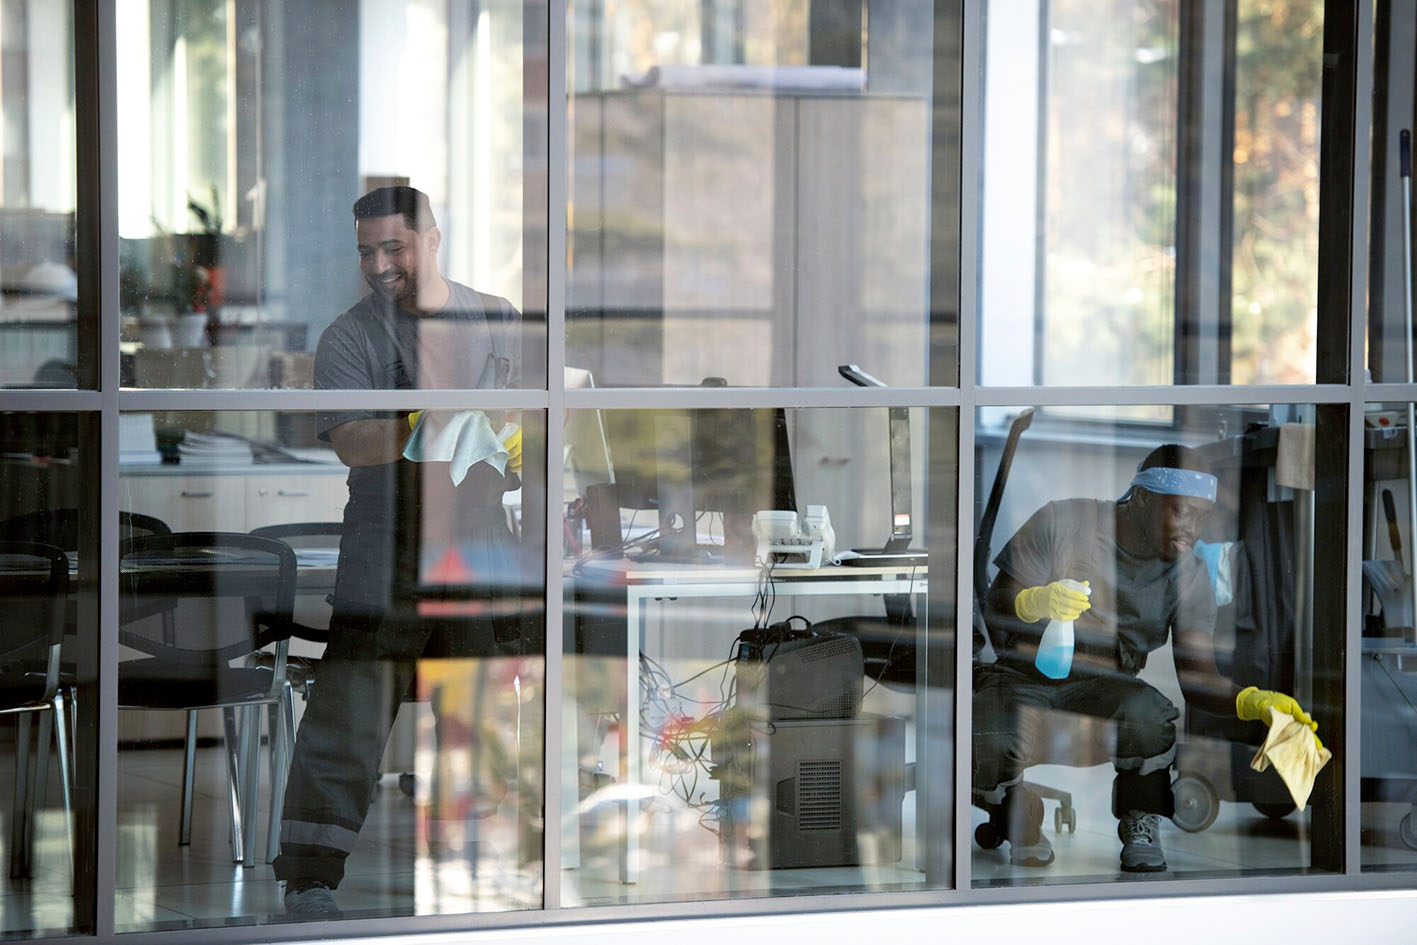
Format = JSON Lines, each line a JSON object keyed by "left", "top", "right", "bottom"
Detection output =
{"left": 424, "top": 225, "right": 442, "bottom": 256}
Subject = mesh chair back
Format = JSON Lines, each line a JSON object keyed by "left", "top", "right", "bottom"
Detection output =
{"left": 0, "top": 541, "right": 69, "bottom": 675}
{"left": 119, "top": 532, "right": 295, "bottom": 665}
{"left": 0, "top": 509, "right": 171, "bottom": 551}
{"left": 249, "top": 522, "right": 342, "bottom": 551}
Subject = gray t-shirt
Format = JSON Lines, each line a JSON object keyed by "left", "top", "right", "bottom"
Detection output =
{"left": 992, "top": 498, "right": 1217, "bottom": 672}
{"left": 313, "top": 280, "right": 521, "bottom": 512}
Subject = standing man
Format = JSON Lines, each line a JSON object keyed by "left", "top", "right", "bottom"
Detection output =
{"left": 276, "top": 186, "right": 523, "bottom": 917}
{"left": 973, "top": 444, "right": 1320, "bottom": 873}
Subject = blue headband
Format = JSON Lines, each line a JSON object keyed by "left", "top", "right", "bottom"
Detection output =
{"left": 1124, "top": 466, "right": 1218, "bottom": 503}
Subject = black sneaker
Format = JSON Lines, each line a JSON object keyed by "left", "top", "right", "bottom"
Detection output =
{"left": 1117, "top": 810, "right": 1167, "bottom": 872}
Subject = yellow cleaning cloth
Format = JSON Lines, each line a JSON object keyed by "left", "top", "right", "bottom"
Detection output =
{"left": 1249, "top": 706, "right": 1332, "bottom": 811}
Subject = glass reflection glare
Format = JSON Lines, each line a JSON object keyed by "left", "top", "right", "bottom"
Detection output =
{"left": 561, "top": 407, "right": 953, "bottom": 905}
{"left": 972, "top": 404, "right": 1333, "bottom": 886}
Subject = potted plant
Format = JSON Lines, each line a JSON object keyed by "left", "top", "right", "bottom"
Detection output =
{"left": 184, "top": 185, "right": 226, "bottom": 343}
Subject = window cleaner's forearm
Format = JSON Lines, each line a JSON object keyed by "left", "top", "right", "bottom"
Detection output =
{"left": 329, "top": 418, "right": 412, "bottom": 467}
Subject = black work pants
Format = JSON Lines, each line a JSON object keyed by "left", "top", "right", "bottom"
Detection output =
{"left": 973, "top": 659, "right": 1180, "bottom": 819}
{"left": 273, "top": 507, "right": 518, "bottom": 890}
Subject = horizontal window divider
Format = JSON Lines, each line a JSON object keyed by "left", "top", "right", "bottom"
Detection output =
{"left": 114, "top": 388, "right": 550, "bottom": 412}
{"left": 1360, "top": 383, "right": 1417, "bottom": 401}
{"left": 559, "top": 386, "right": 964, "bottom": 409}
{"left": 0, "top": 390, "right": 105, "bottom": 411}
{"left": 964, "top": 871, "right": 1408, "bottom": 907}
{"left": 974, "top": 384, "right": 1357, "bottom": 407}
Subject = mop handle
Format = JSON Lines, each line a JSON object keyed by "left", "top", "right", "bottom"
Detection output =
{"left": 1400, "top": 131, "right": 1417, "bottom": 633}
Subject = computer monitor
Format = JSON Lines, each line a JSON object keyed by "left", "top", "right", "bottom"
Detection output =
{"left": 884, "top": 406, "right": 912, "bottom": 552}
{"left": 563, "top": 367, "right": 614, "bottom": 498}
{"left": 596, "top": 406, "right": 797, "bottom": 560}
{"left": 838, "top": 365, "right": 917, "bottom": 556}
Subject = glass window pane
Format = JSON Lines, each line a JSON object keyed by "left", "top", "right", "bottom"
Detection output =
{"left": 561, "top": 406, "right": 955, "bottom": 904}
{"left": 1230, "top": 0, "right": 1323, "bottom": 385}
{"left": 116, "top": 1, "right": 545, "bottom": 390}
{"left": 972, "top": 404, "right": 1340, "bottom": 886}
{"left": 0, "top": 412, "right": 96, "bottom": 936}
{"left": 566, "top": 3, "right": 949, "bottom": 387}
{"left": 1361, "top": 402, "right": 1417, "bottom": 871}
{"left": 115, "top": 409, "right": 545, "bottom": 930}
{"left": 0, "top": 5, "right": 80, "bottom": 390}
{"left": 978, "top": 1, "right": 1324, "bottom": 388}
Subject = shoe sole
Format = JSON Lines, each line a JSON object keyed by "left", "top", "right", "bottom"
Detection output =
{"left": 1010, "top": 853, "right": 1055, "bottom": 867}
{"left": 1119, "top": 862, "right": 1167, "bottom": 873}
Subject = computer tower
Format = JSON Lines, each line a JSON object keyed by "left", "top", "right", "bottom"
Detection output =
{"left": 711, "top": 714, "right": 906, "bottom": 869}
{"left": 733, "top": 626, "right": 863, "bottom": 720}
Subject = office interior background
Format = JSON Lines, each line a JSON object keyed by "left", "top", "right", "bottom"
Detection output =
{"left": 0, "top": 0, "right": 1415, "bottom": 942}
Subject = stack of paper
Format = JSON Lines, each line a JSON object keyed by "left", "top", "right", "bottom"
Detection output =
{"left": 118, "top": 414, "right": 162, "bottom": 466}
{"left": 178, "top": 432, "right": 253, "bottom": 467}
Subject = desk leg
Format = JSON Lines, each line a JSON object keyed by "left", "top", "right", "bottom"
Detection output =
{"left": 620, "top": 591, "right": 642, "bottom": 884}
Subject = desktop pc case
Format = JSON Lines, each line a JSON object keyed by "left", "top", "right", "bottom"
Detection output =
{"left": 711, "top": 714, "right": 906, "bottom": 869}
{"left": 733, "top": 626, "right": 864, "bottom": 721}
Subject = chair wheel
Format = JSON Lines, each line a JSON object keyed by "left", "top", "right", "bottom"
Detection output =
{"left": 1171, "top": 774, "right": 1219, "bottom": 833}
{"left": 1400, "top": 812, "right": 1417, "bottom": 851}
{"left": 974, "top": 822, "right": 1003, "bottom": 850}
{"left": 1053, "top": 805, "right": 1076, "bottom": 834}
{"left": 399, "top": 772, "right": 416, "bottom": 797}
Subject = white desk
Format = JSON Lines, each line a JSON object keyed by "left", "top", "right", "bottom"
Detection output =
{"left": 574, "top": 557, "right": 930, "bottom": 883}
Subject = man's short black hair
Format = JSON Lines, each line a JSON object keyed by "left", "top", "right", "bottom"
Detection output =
{"left": 1138, "top": 443, "right": 1210, "bottom": 475}
{"left": 352, "top": 186, "right": 436, "bottom": 232}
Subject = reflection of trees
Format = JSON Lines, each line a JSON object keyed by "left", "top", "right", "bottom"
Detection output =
{"left": 1231, "top": 0, "right": 1323, "bottom": 385}
{"left": 1042, "top": 0, "right": 1321, "bottom": 388}
{"left": 1043, "top": 0, "right": 1178, "bottom": 389}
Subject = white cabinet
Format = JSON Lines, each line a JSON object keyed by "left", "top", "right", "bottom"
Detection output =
{"left": 245, "top": 473, "right": 348, "bottom": 529}
{"left": 119, "top": 474, "right": 248, "bottom": 532}
{"left": 120, "top": 464, "right": 347, "bottom": 533}
{"left": 568, "top": 88, "right": 930, "bottom": 389}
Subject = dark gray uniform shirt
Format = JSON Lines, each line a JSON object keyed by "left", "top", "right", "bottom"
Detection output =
{"left": 312, "top": 281, "right": 522, "bottom": 616}
{"left": 992, "top": 498, "right": 1217, "bottom": 673}
{"left": 313, "top": 280, "right": 521, "bottom": 512}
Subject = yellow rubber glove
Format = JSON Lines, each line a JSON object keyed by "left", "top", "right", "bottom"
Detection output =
{"left": 499, "top": 424, "right": 523, "bottom": 475}
{"left": 1236, "top": 685, "right": 1318, "bottom": 737}
{"left": 1014, "top": 579, "right": 1091, "bottom": 624}
{"left": 408, "top": 410, "right": 423, "bottom": 430}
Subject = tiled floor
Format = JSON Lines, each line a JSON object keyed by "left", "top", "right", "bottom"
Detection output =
{"left": 4, "top": 742, "right": 1417, "bottom": 935}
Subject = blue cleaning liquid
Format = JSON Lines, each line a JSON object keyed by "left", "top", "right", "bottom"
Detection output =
{"left": 1034, "top": 618, "right": 1074, "bottom": 679}
{"left": 1034, "top": 579, "right": 1088, "bottom": 680}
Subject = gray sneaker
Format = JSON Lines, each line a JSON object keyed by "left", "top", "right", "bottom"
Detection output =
{"left": 1117, "top": 811, "right": 1167, "bottom": 873}
{"left": 1006, "top": 789, "right": 1054, "bottom": 867}
{"left": 284, "top": 883, "right": 343, "bottom": 918}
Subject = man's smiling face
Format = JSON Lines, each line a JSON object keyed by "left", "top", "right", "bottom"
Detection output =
{"left": 356, "top": 213, "right": 438, "bottom": 311}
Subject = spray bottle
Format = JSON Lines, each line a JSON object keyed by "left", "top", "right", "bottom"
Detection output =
{"left": 1034, "top": 579, "right": 1089, "bottom": 680}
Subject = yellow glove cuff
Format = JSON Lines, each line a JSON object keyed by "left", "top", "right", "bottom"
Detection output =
{"left": 1014, "top": 585, "right": 1047, "bottom": 624}
{"left": 1235, "top": 685, "right": 1259, "bottom": 720}
{"left": 408, "top": 410, "right": 423, "bottom": 430}
{"left": 499, "top": 424, "right": 523, "bottom": 473}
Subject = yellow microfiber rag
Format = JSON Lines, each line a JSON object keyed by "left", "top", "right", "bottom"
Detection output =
{"left": 1249, "top": 706, "right": 1332, "bottom": 811}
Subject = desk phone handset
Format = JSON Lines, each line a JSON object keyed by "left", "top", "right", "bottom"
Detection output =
{"left": 752, "top": 506, "right": 834, "bottom": 569}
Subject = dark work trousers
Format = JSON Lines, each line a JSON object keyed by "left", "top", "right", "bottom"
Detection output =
{"left": 973, "top": 659, "right": 1180, "bottom": 827}
{"left": 273, "top": 506, "right": 518, "bottom": 890}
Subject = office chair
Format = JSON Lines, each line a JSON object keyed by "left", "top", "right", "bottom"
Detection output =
{"left": 0, "top": 507, "right": 171, "bottom": 547}
{"left": 1, "top": 541, "right": 74, "bottom": 879}
{"left": 813, "top": 408, "right": 1079, "bottom": 844}
{"left": 247, "top": 522, "right": 345, "bottom": 855}
{"left": 118, "top": 532, "right": 297, "bottom": 867}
